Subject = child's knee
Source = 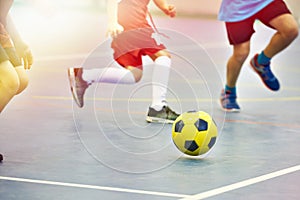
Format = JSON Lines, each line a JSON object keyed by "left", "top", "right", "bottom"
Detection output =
{"left": 279, "top": 16, "right": 299, "bottom": 41}
{"left": 132, "top": 69, "right": 143, "bottom": 82}
{"left": 0, "top": 71, "right": 20, "bottom": 95}
{"left": 14, "top": 66, "right": 29, "bottom": 94}
{"left": 285, "top": 25, "right": 299, "bottom": 41}
{"left": 233, "top": 42, "right": 250, "bottom": 63}
{"left": 233, "top": 50, "right": 249, "bottom": 63}
{"left": 16, "top": 74, "right": 29, "bottom": 94}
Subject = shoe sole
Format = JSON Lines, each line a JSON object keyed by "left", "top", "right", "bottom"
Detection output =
{"left": 219, "top": 99, "right": 240, "bottom": 113}
{"left": 68, "top": 68, "right": 83, "bottom": 108}
{"left": 146, "top": 116, "right": 175, "bottom": 124}
{"left": 220, "top": 107, "right": 240, "bottom": 113}
{"left": 250, "top": 59, "right": 279, "bottom": 91}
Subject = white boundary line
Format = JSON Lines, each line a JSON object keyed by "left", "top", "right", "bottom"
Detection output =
{"left": 179, "top": 165, "right": 300, "bottom": 200}
{"left": 1, "top": 165, "right": 299, "bottom": 199}
{"left": 0, "top": 176, "right": 188, "bottom": 198}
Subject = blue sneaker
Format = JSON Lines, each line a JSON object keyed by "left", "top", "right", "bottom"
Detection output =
{"left": 220, "top": 89, "right": 240, "bottom": 112}
{"left": 250, "top": 54, "right": 280, "bottom": 91}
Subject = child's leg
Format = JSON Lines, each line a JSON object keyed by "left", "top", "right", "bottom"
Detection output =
{"left": 0, "top": 22, "right": 27, "bottom": 111}
{"left": 146, "top": 50, "right": 179, "bottom": 123}
{"left": 249, "top": 1, "right": 298, "bottom": 92}
{"left": 258, "top": 0, "right": 298, "bottom": 59}
{"left": 149, "top": 50, "right": 171, "bottom": 111}
{"left": 68, "top": 52, "right": 143, "bottom": 108}
{"left": 81, "top": 66, "right": 138, "bottom": 85}
{"left": 14, "top": 66, "right": 29, "bottom": 94}
{"left": 262, "top": 13, "right": 298, "bottom": 59}
{"left": 220, "top": 41, "right": 250, "bottom": 112}
{"left": 0, "top": 60, "right": 20, "bottom": 113}
{"left": 2, "top": 49, "right": 27, "bottom": 94}
{"left": 81, "top": 53, "right": 143, "bottom": 85}
{"left": 226, "top": 41, "right": 250, "bottom": 88}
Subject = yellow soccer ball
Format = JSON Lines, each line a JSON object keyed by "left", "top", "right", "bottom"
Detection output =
{"left": 172, "top": 111, "right": 218, "bottom": 156}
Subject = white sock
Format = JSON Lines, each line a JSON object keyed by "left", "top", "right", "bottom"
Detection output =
{"left": 151, "top": 56, "right": 171, "bottom": 111}
{"left": 82, "top": 67, "right": 135, "bottom": 84}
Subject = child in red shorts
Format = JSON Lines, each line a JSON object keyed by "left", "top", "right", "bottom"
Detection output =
{"left": 219, "top": 0, "right": 298, "bottom": 112}
{"left": 68, "top": 0, "right": 178, "bottom": 123}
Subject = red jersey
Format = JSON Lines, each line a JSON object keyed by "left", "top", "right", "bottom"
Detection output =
{"left": 118, "top": 0, "right": 151, "bottom": 30}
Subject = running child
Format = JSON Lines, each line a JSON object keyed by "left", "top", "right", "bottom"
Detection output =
{"left": 219, "top": 0, "right": 298, "bottom": 112}
{"left": 68, "top": 0, "right": 179, "bottom": 123}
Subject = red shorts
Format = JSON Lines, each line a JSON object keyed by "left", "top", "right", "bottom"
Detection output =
{"left": 111, "top": 27, "right": 166, "bottom": 70}
{"left": 225, "top": 0, "right": 291, "bottom": 45}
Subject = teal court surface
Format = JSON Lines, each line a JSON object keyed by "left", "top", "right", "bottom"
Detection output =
{"left": 0, "top": 4, "right": 299, "bottom": 200}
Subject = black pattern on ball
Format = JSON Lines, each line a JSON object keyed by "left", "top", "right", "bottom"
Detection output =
{"left": 194, "top": 119, "right": 208, "bottom": 131}
{"left": 208, "top": 137, "right": 217, "bottom": 149}
{"left": 184, "top": 140, "right": 199, "bottom": 152}
{"left": 175, "top": 120, "right": 184, "bottom": 133}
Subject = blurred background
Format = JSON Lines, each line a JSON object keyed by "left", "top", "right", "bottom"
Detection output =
{"left": 13, "top": 0, "right": 299, "bottom": 18}
{"left": 10, "top": 0, "right": 299, "bottom": 58}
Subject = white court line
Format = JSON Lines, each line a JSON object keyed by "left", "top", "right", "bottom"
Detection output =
{"left": 1, "top": 166, "right": 299, "bottom": 199}
{"left": 180, "top": 165, "right": 300, "bottom": 200}
{"left": 0, "top": 176, "right": 189, "bottom": 198}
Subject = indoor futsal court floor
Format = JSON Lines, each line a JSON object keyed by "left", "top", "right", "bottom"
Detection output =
{"left": 0, "top": 4, "right": 300, "bottom": 200}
